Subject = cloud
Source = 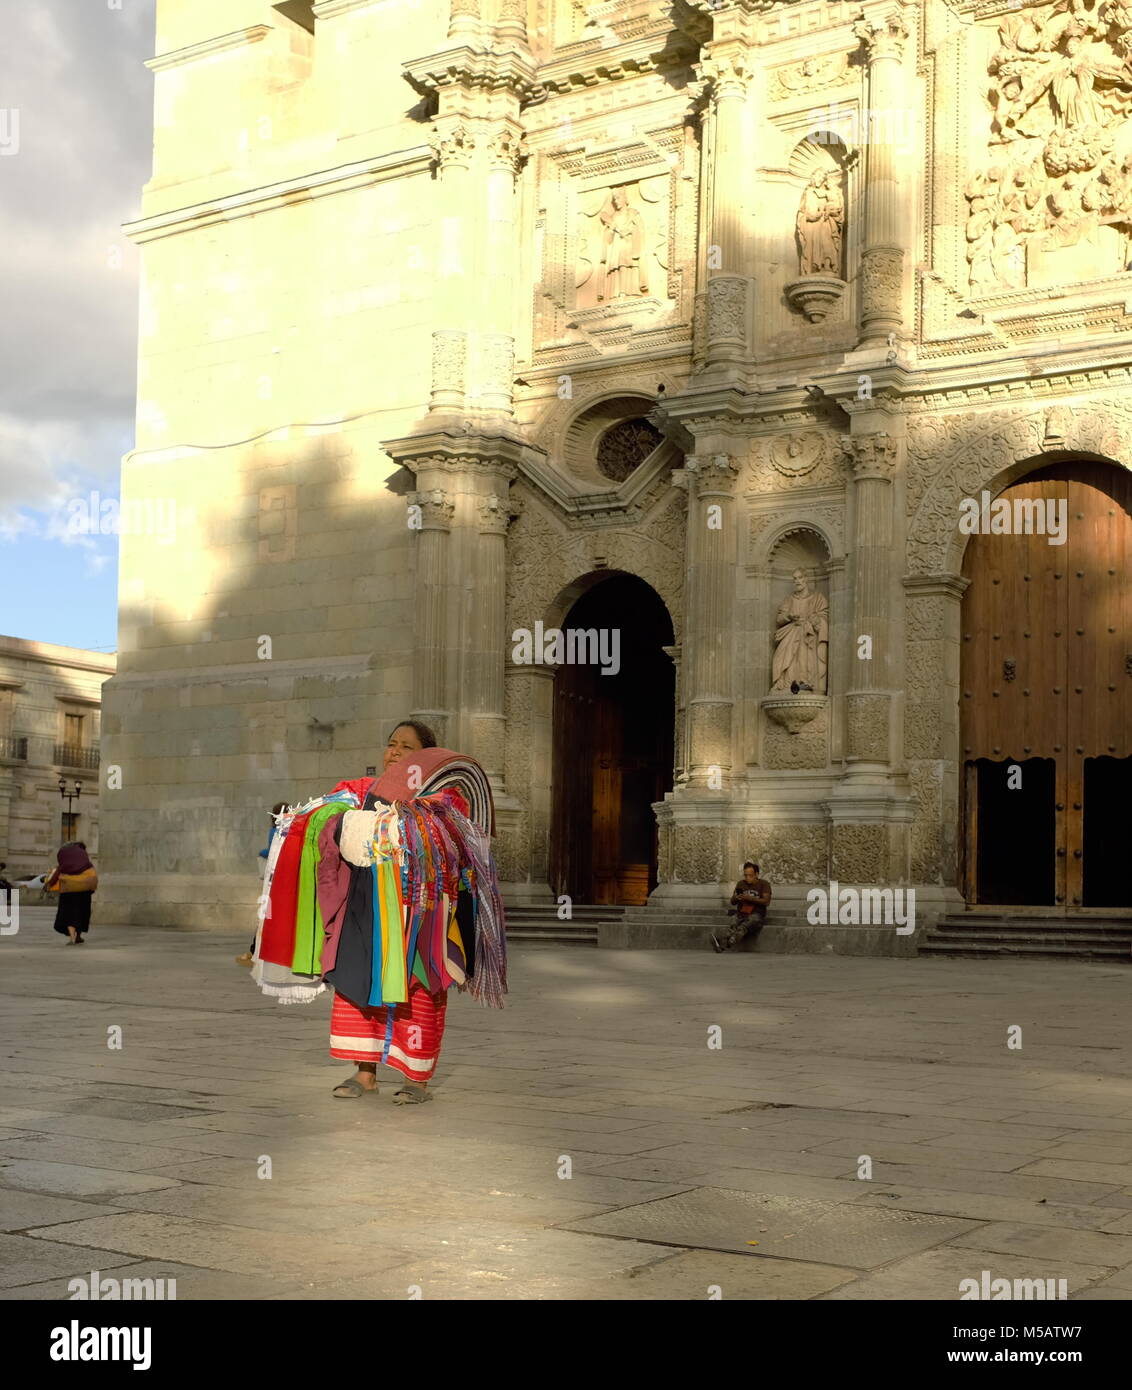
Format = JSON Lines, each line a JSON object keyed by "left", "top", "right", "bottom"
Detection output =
{"left": 0, "top": 0, "right": 155, "bottom": 522}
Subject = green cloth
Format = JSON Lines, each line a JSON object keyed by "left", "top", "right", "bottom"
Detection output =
{"left": 292, "top": 804, "right": 347, "bottom": 975}
{"left": 411, "top": 947, "right": 430, "bottom": 991}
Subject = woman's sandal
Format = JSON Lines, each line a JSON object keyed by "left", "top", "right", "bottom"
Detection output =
{"left": 392, "top": 1084, "right": 431, "bottom": 1105}
{"left": 332, "top": 1076, "right": 379, "bottom": 1099}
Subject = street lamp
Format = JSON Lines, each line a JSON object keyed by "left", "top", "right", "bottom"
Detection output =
{"left": 59, "top": 778, "right": 82, "bottom": 838}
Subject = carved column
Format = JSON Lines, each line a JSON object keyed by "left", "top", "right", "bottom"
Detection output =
{"left": 698, "top": 52, "right": 753, "bottom": 368}
{"left": 853, "top": 13, "right": 909, "bottom": 348}
{"left": 428, "top": 124, "right": 476, "bottom": 414}
{"left": 680, "top": 454, "right": 739, "bottom": 782}
{"left": 476, "top": 128, "right": 524, "bottom": 417}
{"left": 409, "top": 477, "right": 456, "bottom": 744}
{"left": 467, "top": 483, "right": 516, "bottom": 786}
{"left": 448, "top": 0, "right": 480, "bottom": 39}
{"left": 496, "top": 0, "right": 527, "bottom": 45}
{"left": 844, "top": 434, "right": 898, "bottom": 765}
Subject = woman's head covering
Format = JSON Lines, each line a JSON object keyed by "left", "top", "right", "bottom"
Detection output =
{"left": 371, "top": 747, "right": 495, "bottom": 836}
{"left": 57, "top": 843, "right": 93, "bottom": 875}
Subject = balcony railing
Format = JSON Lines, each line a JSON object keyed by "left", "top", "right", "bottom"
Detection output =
{"left": 54, "top": 744, "right": 100, "bottom": 770}
{"left": 0, "top": 736, "right": 28, "bottom": 761}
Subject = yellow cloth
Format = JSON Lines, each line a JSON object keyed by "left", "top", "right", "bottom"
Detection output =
{"left": 49, "top": 869, "right": 98, "bottom": 893}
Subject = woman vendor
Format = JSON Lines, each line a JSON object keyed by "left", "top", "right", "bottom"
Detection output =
{"left": 253, "top": 720, "right": 507, "bottom": 1106}
{"left": 47, "top": 842, "right": 98, "bottom": 944}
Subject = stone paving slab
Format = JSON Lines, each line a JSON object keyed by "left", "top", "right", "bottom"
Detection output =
{"left": 560, "top": 1187, "right": 981, "bottom": 1269}
{"left": 818, "top": 1246, "right": 1113, "bottom": 1301}
{"left": 0, "top": 1260, "right": 312, "bottom": 1302}
{"left": 0, "top": 1233, "right": 139, "bottom": 1290}
{"left": 947, "top": 1220, "right": 1132, "bottom": 1267}
{"left": 0, "top": 1159, "right": 182, "bottom": 1199}
{"left": 0, "top": 1190, "right": 123, "bottom": 1232}
{"left": 5, "top": 929, "right": 1132, "bottom": 1299}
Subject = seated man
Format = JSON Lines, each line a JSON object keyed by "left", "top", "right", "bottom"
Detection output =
{"left": 712, "top": 861, "right": 772, "bottom": 953}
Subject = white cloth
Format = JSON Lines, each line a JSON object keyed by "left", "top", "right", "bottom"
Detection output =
{"left": 339, "top": 810, "right": 378, "bottom": 868}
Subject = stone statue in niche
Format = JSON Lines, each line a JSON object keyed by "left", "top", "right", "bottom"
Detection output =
{"left": 771, "top": 569, "right": 829, "bottom": 695}
{"left": 796, "top": 170, "right": 844, "bottom": 276}
{"left": 597, "top": 187, "right": 648, "bottom": 301}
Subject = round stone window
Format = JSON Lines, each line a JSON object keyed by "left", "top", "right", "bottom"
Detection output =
{"left": 594, "top": 418, "right": 665, "bottom": 482}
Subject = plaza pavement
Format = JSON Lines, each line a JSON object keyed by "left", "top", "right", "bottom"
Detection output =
{"left": 2, "top": 907, "right": 1132, "bottom": 1300}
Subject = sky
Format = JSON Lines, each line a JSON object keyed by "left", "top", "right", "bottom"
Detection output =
{"left": 0, "top": 0, "right": 156, "bottom": 653}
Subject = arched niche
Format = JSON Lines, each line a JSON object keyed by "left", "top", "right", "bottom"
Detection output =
{"left": 784, "top": 132, "right": 858, "bottom": 321}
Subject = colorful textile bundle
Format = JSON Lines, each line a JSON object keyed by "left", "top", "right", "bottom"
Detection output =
{"left": 251, "top": 750, "right": 507, "bottom": 1010}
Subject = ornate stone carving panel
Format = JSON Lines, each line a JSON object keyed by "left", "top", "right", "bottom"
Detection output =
{"left": 742, "top": 823, "right": 828, "bottom": 884}
{"left": 830, "top": 823, "right": 889, "bottom": 883}
{"left": 965, "top": 1, "right": 1132, "bottom": 293}
{"left": 905, "top": 396, "right": 1132, "bottom": 575}
{"left": 845, "top": 693, "right": 891, "bottom": 760}
{"left": 762, "top": 701, "right": 830, "bottom": 769}
{"left": 673, "top": 825, "right": 725, "bottom": 883}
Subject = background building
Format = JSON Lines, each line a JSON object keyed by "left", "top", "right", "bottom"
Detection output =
{"left": 0, "top": 636, "right": 114, "bottom": 877}
{"left": 101, "top": 0, "right": 1132, "bottom": 932}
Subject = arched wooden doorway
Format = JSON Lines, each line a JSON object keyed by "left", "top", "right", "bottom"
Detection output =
{"left": 549, "top": 573, "right": 675, "bottom": 905}
{"left": 960, "top": 460, "right": 1132, "bottom": 909}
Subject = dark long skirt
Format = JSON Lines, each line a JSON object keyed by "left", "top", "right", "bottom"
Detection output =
{"left": 53, "top": 892, "right": 93, "bottom": 936}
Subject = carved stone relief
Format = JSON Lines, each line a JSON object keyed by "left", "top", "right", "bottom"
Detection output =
{"left": 967, "top": 1, "right": 1132, "bottom": 291}
{"left": 905, "top": 396, "right": 1132, "bottom": 574}
{"left": 770, "top": 51, "right": 850, "bottom": 102}
{"left": 769, "top": 432, "right": 826, "bottom": 478}
{"left": 575, "top": 179, "right": 668, "bottom": 310}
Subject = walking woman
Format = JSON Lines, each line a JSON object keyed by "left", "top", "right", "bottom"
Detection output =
{"left": 252, "top": 720, "right": 507, "bottom": 1106}
{"left": 47, "top": 842, "right": 98, "bottom": 944}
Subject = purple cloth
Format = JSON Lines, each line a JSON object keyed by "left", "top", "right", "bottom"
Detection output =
{"left": 315, "top": 816, "right": 352, "bottom": 975}
{"left": 57, "top": 844, "right": 93, "bottom": 875}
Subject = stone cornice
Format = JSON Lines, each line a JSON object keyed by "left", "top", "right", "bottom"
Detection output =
{"left": 385, "top": 425, "right": 541, "bottom": 477}
{"left": 537, "top": 30, "right": 700, "bottom": 95}
{"left": 902, "top": 573, "right": 971, "bottom": 599}
{"left": 124, "top": 147, "right": 431, "bottom": 244}
{"left": 146, "top": 25, "right": 272, "bottom": 73}
{"left": 403, "top": 44, "right": 541, "bottom": 102}
{"left": 312, "top": 0, "right": 390, "bottom": 18}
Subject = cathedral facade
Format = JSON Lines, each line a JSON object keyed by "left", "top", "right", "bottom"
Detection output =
{"left": 102, "top": 0, "right": 1132, "bottom": 931}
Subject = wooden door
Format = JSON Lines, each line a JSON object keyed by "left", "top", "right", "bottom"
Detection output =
{"left": 961, "top": 461, "right": 1132, "bottom": 909}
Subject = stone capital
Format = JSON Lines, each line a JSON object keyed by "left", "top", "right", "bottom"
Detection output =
{"left": 842, "top": 434, "right": 898, "bottom": 481}
{"left": 486, "top": 126, "right": 525, "bottom": 176}
{"left": 409, "top": 489, "right": 456, "bottom": 530}
{"left": 696, "top": 51, "right": 752, "bottom": 104}
{"left": 475, "top": 492, "right": 516, "bottom": 535}
{"left": 852, "top": 12, "right": 910, "bottom": 63}
{"left": 428, "top": 122, "right": 476, "bottom": 171}
{"left": 686, "top": 452, "right": 740, "bottom": 496}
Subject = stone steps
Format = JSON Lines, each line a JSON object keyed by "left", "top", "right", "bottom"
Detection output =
{"left": 504, "top": 901, "right": 776, "bottom": 947}
{"left": 920, "top": 914, "right": 1132, "bottom": 962}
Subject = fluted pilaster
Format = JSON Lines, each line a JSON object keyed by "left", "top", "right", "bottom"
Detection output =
{"left": 467, "top": 486, "right": 515, "bottom": 783}
{"left": 853, "top": 12, "right": 909, "bottom": 347}
{"left": 843, "top": 433, "right": 898, "bottom": 763}
{"left": 698, "top": 50, "right": 753, "bottom": 368}
{"left": 409, "top": 484, "right": 456, "bottom": 740}
{"left": 679, "top": 453, "right": 739, "bottom": 780}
